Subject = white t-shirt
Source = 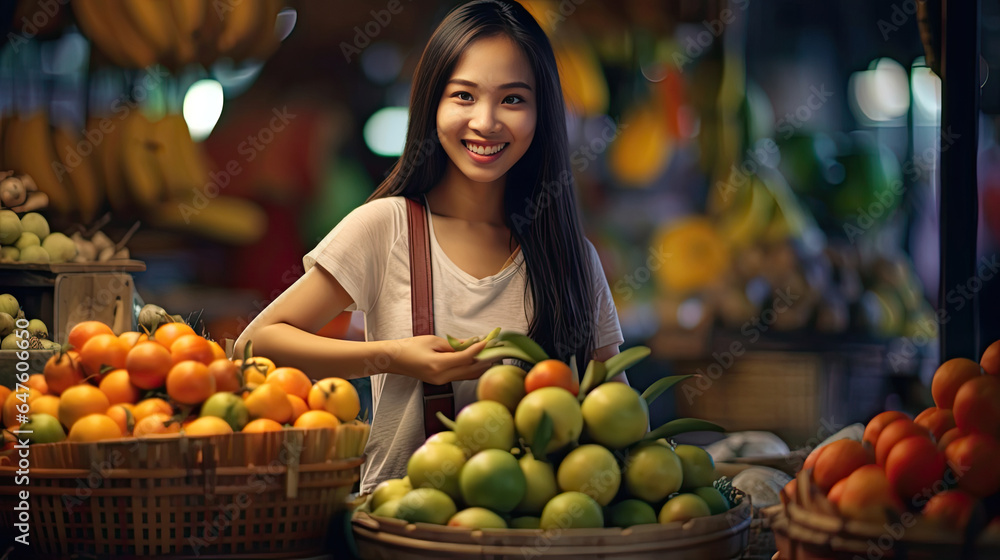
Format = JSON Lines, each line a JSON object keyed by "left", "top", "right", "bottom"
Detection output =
{"left": 253, "top": 196, "right": 624, "bottom": 493}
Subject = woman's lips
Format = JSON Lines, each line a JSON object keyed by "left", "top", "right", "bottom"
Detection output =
{"left": 463, "top": 141, "right": 508, "bottom": 161}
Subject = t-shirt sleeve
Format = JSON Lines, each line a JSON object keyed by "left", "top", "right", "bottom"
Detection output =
{"left": 586, "top": 239, "right": 625, "bottom": 350}
{"left": 303, "top": 198, "right": 402, "bottom": 314}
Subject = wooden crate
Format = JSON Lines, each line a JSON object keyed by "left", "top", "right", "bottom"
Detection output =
{"left": 0, "top": 264, "right": 141, "bottom": 345}
{"left": 672, "top": 339, "right": 891, "bottom": 449}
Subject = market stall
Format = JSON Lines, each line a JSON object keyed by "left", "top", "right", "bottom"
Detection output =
{"left": 1, "top": 0, "right": 999, "bottom": 558}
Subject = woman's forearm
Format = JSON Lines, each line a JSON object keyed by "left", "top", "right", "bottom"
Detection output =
{"left": 247, "top": 322, "right": 392, "bottom": 380}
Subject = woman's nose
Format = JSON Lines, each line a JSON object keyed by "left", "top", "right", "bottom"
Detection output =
{"left": 469, "top": 105, "right": 500, "bottom": 134}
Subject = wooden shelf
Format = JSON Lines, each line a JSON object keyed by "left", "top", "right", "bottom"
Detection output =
{"left": 0, "top": 260, "right": 146, "bottom": 273}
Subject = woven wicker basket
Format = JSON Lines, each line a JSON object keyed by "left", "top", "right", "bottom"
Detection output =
{"left": 0, "top": 425, "right": 368, "bottom": 559}
{"left": 351, "top": 492, "right": 753, "bottom": 559}
{"left": 765, "top": 473, "right": 1000, "bottom": 559}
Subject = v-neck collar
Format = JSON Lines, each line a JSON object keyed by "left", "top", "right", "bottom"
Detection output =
{"left": 421, "top": 195, "right": 523, "bottom": 284}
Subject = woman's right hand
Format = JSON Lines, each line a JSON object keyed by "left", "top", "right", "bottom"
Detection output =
{"left": 384, "top": 335, "right": 492, "bottom": 385}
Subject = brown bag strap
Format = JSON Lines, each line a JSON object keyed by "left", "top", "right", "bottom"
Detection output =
{"left": 406, "top": 197, "right": 454, "bottom": 436}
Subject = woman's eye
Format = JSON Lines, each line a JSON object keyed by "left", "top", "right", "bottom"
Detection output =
{"left": 455, "top": 92, "right": 473, "bottom": 101}
{"left": 503, "top": 95, "right": 523, "bottom": 104}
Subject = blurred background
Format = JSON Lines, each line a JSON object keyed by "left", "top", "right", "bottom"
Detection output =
{"left": 1, "top": 0, "right": 998, "bottom": 449}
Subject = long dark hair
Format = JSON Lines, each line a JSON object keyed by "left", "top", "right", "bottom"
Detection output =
{"left": 368, "top": 0, "right": 598, "bottom": 365}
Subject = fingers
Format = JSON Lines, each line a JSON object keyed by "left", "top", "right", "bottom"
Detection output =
{"left": 447, "top": 358, "right": 493, "bottom": 382}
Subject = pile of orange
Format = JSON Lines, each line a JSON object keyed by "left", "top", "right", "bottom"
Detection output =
{"left": 1, "top": 320, "right": 362, "bottom": 447}
{"left": 789, "top": 339, "right": 1000, "bottom": 532}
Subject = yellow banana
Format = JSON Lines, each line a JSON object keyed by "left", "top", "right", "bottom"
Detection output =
{"left": 120, "top": 112, "right": 164, "bottom": 209}
{"left": 168, "top": 0, "right": 205, "bottom": 67}
{"left": 70, "top": 0, "right": 131, "bottom": 67}
{"left": 52, "top": 126, "right": 102, "bottom": 224}
{"left": 165, "top": 113, "right": 209, "bottom": 196}
{"left": 152, "top": 195, "right": 268, "bottom": 245}
{"left": 91, "top": 115, "right": 129, "bottom": 214}
{"left": 244, "top": 0, "right": 283, "bottom": 61}
{"left": 217, "top": 0, "right": 263, "bottom": 60}
{"left": 120, "top": 0, "right": 175, "bottom": 57}
{"left": 150, "top": 115, "right": 197, "bottom": 198}
{"left": 5, "top": 111, "right": 75, "bottom": 215}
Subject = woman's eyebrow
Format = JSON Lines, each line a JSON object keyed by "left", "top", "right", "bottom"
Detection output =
{"left": 447, "top": 78, "right": 533, "bottom": 91}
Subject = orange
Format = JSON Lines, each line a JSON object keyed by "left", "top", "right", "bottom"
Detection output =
{"left": 3, "top": 388, "right": 41, "bottom": 428}
{"left": 524, "top": 359, "right": 576, "bottom": 395}
{"left": 922, "top": 489, "right": 979, "bottom": 531}
{"left": 58, "top": 384, "right": 111, "bottom": 430}
{"left": 30, "top": 395, "right": 60, "bottom": 418}
{"left": 914, "top": 407, "right": 956, "bottom": 441}
{"left": 66, "top": 413, "right": 122, "bottom": 442}
{"left": 25, "top": 374, "right": 48, "bottom": 394}
{"left": 863, "top": 410, "right": 910, "bottom": 446}
{"left": 287, "top": 395, "right": 308, "bottom": 423}
{"left": 837, "top": 464, "right": 904, "bottom": 524}
{"left": 981, "top": 339, "right": 1000, "bottom": 376}
{"left": 885, "top": 435, "right": 946, "bottom": 505}
{"left": 170, "top": 334, "right": 215, "bottom": 365}
{"left": 118, "top": 331, "right": 148, "bottom": 349}
{"left": 207, "top": 339, "right": 227, "bottom": 361}
{"left": 132, "top": 398, "right": 174, "bottom": 423}
{"left": 67, "top": 321, "right": 114, "bottom": 352}
{"left": 99, "top": 369, "right": 141, "bottom": 405}
{"left": 166, "top": 361, "right": 216, "bottom": 405}
{"left": 133, "top": 413, "right": 181, "bottom": 437}
{"left": 813, "top": 439, "right": 872, "bottom": 492}
{"left": 183, "top": 416, "right": 233, "bottom": 436}
{"left": 937, "top": 426, "right": 965, "bottom": 451}
{"left": 153, "top": 322, "right": 196, "bottom": 350}
{"left": 802, "top": 445, "right": 825, "bottom": 473}
{"left": 0, "top": 387, "right": 9, "bottom": 410}
{"left": 79, "top": 334, "right": 129, "bottom": 378}
{"left": 106, "top": 404, "right": 134, "bottom": 435}
{"left": 126, "top": 341, "right": 173, "bottom": 390}
{"left": 875, "top": 418, "right": 932, "bottom": 467}
{"left": 307, "top": 377, "right": 361, "bottom": 422}
{"left": 931, "top": 358, "right": 983, "bottom": 409}
{"left": 242, "top": 418, "right": 284, "bottom": 433}
{"left": 244, "top": 384, "right": 292, "bottom": 423}
{"left": 43, "top": 351, "right": 84, "bottom": 395}
{"left": 207, "top": 359, "right": 241, "bottom": 393}
{"left": 953, "top": 375, "right": 1000, "bottom": 438}
{"left": 234, "top": 356, "right": 276, "bottom": 376}
{"left": 827, "top": 477, "right": 847, "bottom": 505}
{"left": 944, "top": 433, "right": 1000, "bottom": 497}
{"left": 242, "top": 369, "right": 266, "bottom": 397}
{"left": 265, "top": 367, "right": 312, "bottom": 400}
{"left": 293, "top": 410, "right": 341, "bottom": 430}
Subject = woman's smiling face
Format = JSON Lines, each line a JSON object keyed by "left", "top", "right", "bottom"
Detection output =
{"left": 436, "top": 34, "right": 537, "bottom": 186}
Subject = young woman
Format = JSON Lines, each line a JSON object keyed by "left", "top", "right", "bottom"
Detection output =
{"left": 235, "top": 0, "right": 626, "bottom": 494}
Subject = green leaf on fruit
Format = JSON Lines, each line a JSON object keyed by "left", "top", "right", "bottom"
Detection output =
{"left": 476, "top": 342, "right": 537, "bottom": 364}
{"left": 578, "top": 360, "right": 606, "bottom": 401}
{"left": 602, "top": 346, "right": 651, "bottom": 383}
{"left": 243, "top": 340, "right": 254, "bottom": 363}
{"left": 446, "top": 334, "right": 463, "bottom": 351}
{"left": 532, "top": 411, "right": 553, "bottom": 458}
{"left": 434, "top": 411, "right": 457, "bottom": 431}
{"left": 495, "top": 332, "right": 549, "bottom": 363}
{"left": 482, "top": 327, "right": 501, "bottom": 344}
{"left": 640, "top": 375, "right": 695, "bottom": 407}
{"left": 638, "top": 418, "right": 725, "bottom": 445}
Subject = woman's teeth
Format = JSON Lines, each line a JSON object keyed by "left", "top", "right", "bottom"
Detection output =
{"left": 465, "top": 142, "right": 507, "bottom": 156}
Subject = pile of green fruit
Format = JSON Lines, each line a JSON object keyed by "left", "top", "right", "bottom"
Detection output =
{"left": 355, "top": 331, "right": 737, "bottom": 530}
{"left": 0, "top": 210, "right": 131, "bottom": 264}
{"left": 0, "top": 293, "right": 57, "bottom": 350}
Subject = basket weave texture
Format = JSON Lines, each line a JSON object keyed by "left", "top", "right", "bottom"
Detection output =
{"left": 1, "top": 427, "right": 366, "bottom": 559}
